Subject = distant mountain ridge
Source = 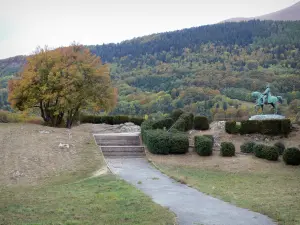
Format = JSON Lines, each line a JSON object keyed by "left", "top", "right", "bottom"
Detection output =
{"left": 222, "top": 1, "right": 300, "bottom": 23}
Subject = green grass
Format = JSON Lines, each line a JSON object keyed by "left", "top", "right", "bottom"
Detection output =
{"left": 155, "top": 164, "right": 300, "bottom": 225}
{"left": 0, "top": 175, "right": 175, "bottom": 225}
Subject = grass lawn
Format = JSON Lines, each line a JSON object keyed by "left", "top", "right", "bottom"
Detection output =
{"left": 149, "top": 153, "right": 300, "bottom": 225}
{"left": 0, "top": 175, "right": 175, "bottom": 225}
{"left": 0, "top": 124, "right": 175, "bottom": 225}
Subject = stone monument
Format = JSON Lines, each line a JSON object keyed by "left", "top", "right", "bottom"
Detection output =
{"left": 250, "top": 84, "right": 285, "bottom": 120}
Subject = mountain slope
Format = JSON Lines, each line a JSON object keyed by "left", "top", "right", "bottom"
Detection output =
{"left": 1, "top": 20, "right": 300, "bottom": 120}
{"left": 223, "top": 1, "right": 300, "bottom": 23}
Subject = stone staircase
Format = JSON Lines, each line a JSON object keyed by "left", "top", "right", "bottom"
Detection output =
{"left": 94, "top": 133, "right": 145, "bottom": 158}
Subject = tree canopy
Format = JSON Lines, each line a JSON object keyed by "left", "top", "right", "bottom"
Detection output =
{"left": 8, "top": 45, "right": 116, "bottom": 127}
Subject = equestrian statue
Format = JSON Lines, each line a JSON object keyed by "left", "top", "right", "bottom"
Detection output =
{"left": 251, "top": 84, "right": 283, "bottom": 114}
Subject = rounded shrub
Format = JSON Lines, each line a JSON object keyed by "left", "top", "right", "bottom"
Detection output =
{"left": 274, "top": 142, "right": 285, "bottom": 155}
{"left": 254, "top": 144, "right": 265, "bottom": 159}
{"left": 220, "top": 142, "right": 235, "bottom": 157}
{"left": 240, "top": 141, "right": 255, "bottom": 153}
{"left": 194, "top": 136, "right": 213, "bottom": 156}
{"left": 225, "top": 121, "right": 239, "bottom": 134}
{"left": 194, "top": 116, "right": 209, "bottom": 130}
{"left": 262, "top": 146, "right": 279, "bottom": 161}
{"left": 283, "top": 147, "right": 300, "bottom": 165}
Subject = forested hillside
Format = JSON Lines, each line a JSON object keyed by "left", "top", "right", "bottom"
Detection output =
{"left": 1, "top": 20, "right": 300, "bottom": 120}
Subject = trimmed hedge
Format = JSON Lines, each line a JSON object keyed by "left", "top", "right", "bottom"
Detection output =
{"left": 80, "top": 114, "right": 144, "bottom": 126}
{"left": 263, "top": 146, "right": 279, "bottom": 161}
{"left": 239, "top": 119, "right": 291, "bottom": 135}
{"left": 141, "top": 120, "right": 155, "bottom": 143}
{"left": 225, "top": 121, "right": 240, "bottom": 134}
{"left": 145, "top": 130, "right": 189, "bottom": 155}
{"left": 220, "top": 142, "right": 235, "bottom": 157}
{"left": 203, "top": 135, "right": 214, "bottom": 143}
{"left": 194, "top": 116, "right": 209, "bottom": 130}
{"left": 240, "top": 141, "right": 255, "bottom": 153}
{"left": 194, "top": 136, "right": 213, "bottom": 156}
{"left": 283, "top": 147, "right": 300, "bottom": 165}
{"left": 274, "top": 142, "right": 285, "bottom": 155}
{"left": 254, "top": 144, "right": 279, "bottom": 161}
{"left": 254, "top": 144, "right": 265, "bottom": 159}
{"left": 170, "top": 113, "right": 194, "bottom": 132}
{"left": 171, "top": 109, "right": 184, "bottom": 121}
{"left": 152, "top": 117, "right": 174, "bottom": 130}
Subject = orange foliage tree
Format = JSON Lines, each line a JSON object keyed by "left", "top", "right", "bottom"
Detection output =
{"left": 8, "top": 45, "right": 116, "bottom": 128}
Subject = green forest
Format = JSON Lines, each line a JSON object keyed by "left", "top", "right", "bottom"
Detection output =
{"left": 1, "top": 20, "right": 300, "bottom": 121}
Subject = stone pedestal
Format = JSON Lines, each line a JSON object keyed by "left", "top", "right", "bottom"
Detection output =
{"left": 249, "top": 114, "right": 286, "bottom": 120}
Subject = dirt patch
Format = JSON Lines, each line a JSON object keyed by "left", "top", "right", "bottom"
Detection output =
{"left": 0, "top": 123, "right": 106, "bottom": 187}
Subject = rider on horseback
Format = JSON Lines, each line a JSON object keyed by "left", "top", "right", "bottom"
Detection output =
{"left": 262, "top": 84, "right": 271, "bottom": 104}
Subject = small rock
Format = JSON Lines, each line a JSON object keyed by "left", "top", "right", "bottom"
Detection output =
{"left": 59, "top": 143, "right": 70, "bottom": 149}
{"left": 39, "top": 130, "right": 50, "bottom": 134}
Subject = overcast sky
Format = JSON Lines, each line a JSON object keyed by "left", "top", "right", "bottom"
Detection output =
{"left": 0, "top": 0, "right": 299, "bottom": 59}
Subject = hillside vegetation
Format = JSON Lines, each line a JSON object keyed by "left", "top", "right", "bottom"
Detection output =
{"left": 1, "top": 20, "right": 300, "bottom": 120}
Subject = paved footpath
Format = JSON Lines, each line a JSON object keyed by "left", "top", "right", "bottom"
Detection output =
{"left": 106, "top": 158, "right": 276, "bottom": 225}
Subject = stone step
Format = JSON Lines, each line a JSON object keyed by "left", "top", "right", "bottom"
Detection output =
{"left": 96, "top": 139, "right": 141, "bottom": 146}
{"left": 101, "top": 146, "right": 144, "bottom": 152}
{"left": 102, "top": 151, "right": 145, "bottom": 157}
{"left": 94, "top": 134, "right": 140, "bottom": 142}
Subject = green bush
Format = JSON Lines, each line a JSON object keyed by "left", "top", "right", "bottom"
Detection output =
{"left": 194, "top": 116, "right": 209, "bottom": 130}
{"left": 262, "top": 146, "right": 279, "bottom": 161}
{"left": 274, "top": 142, "right": 285, "bottom": 155}
{"left": 129, "top": 117, "right": 144, "bottom": 126}
{"left": 171, "top": 109, "right": 184, "bottom": 121}
{"left": 113, "top": 115, "right": 129, "bottom": 124}
{"left": 240, "top": 141, "right": 255, "bottom": 153}
{"left": 141, "top": 120, "right": 154, "bottom": 143}
{"left": 168, "top": 132, "right": 189, "bottom": 154}
{"left": 239, "top": 120, "right": 260, "bottom": 134}
{"left": 170, "top": 113, "right": 194, "bottom": 132}
{"left": 146, "top": 130, "right": 170, "bottom": 155}
{"left": 225, "top": 121, "right": 239, "bottom": 134}
{"left": 145, "top": 130, "right": 189, "bottom": 155}
{"left": 101, "top": 116, "right": 114, "bottom": 125}
{"left": 283, "top": 147, "right": 300, "bottom": 165}
{"left": 254, "top": 144, "right": 265, "bottom": 159}
{"left": 203, "top": 135, "right": 214, "bottom": 143}
{"left": 239, "top": 119, "right": 291, "bottom": 135}
{"left": 152, "top": 117, "right": 174, "bottom": 130}
{"left": 194, "top": 136, "right": 213, "bottom": 156}
{"left": 220, "top": 142, "right": 235, "bottom": 157}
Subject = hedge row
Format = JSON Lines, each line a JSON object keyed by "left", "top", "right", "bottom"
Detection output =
{"left": 80, "top": 114, "right": 144, "bottom": 126}
{"left": 225, "top": 119, "right": 291, "bottom": 135}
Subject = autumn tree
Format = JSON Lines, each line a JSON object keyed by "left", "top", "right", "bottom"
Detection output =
{"left": 8, "top": 45, "right": 116, "bottom": 128}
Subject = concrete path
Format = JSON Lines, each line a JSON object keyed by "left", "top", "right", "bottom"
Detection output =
{"left": 106, "top": 158, "right": 276, "bottom": 225}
